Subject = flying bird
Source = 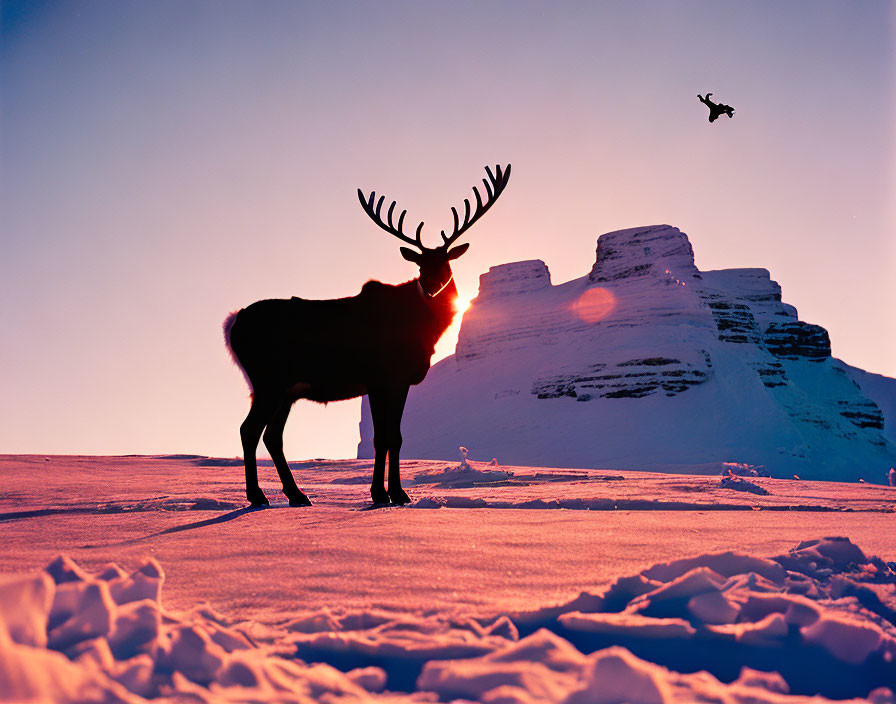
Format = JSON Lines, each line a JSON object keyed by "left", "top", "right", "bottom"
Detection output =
{"left": 698, "top": 93, "right": 735, "bottom": 122}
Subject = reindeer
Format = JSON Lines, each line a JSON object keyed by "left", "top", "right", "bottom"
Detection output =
{"left": 224, "top": 165, "right": 511, "bottom": 507}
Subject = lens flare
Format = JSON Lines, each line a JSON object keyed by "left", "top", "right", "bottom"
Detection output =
{"left": 572, "top": 287, "right": 616, "bottom": 323}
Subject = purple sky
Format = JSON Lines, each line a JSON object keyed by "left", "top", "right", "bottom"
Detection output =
{"left": 2, "top": 1, "right": 893, "bottom": 458}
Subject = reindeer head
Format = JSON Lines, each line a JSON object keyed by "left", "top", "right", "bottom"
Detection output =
{"left": 358, "top": 165, "right": 511, "bottom": 298}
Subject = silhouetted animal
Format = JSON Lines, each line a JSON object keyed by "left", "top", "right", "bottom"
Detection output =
{"left": 698, "top": 93, "right": 734, "bottom": 122}
{"left": 224, "top": 165, "right": 511, "bottom": 507}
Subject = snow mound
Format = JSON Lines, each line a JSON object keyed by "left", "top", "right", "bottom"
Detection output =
{"left": 413, "top": 461, "right": 514, "bottom": 487}
{"left": 0, "top": 557, "right": 385, "bottom": 703}
{"left": 1, "top": 537, "right": 895, "bottom": 702}
{"left": 720, "top": 475, "right": 770, "bottom": 494}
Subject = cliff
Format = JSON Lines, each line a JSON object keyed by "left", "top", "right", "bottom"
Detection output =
{"left": 359, "top": 225, "right": 895, "bottom": 482}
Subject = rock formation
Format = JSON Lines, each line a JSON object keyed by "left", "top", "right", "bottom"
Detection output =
{"left": 359, "top": 225, "right": 895, "bottom": 482}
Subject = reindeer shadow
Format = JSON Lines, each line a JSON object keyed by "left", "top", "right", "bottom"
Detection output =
{"left": 80, "top": 505, "right": 278, "bottom": 548}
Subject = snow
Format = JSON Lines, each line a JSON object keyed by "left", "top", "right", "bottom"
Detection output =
{"left": 360, "top": 225, "right": 896, "bottom": 482}
{"left": 3, "top": 534, "right": 895, "bottom": 702}
{"left": 2, "top": 455, "right": 896, "bottom": 702}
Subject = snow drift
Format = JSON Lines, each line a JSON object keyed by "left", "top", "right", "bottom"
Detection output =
{"left": 360, "top": 225, "right": 896, "bottom": 482}
{"left": 2, "top": 537, "right": 894, "bottom": 703}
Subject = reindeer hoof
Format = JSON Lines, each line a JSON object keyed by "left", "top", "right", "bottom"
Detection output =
{"left": 247, "top": 490, "right": 270, "bottom": 508}
{"left": 371, "top": 487, "right": 390, "bottom": 505}
{"left": 287, "top": 490, "right": 312, "bottom": 507}
{"left": 389, "top": 488, "right": 411, "bottom": 506}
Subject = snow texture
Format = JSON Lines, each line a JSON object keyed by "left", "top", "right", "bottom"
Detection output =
{"left": 2, "top": 537, "right": 895, "bottom": 703}
{"left": 360, "top": 225, "right": 896, "bottom": 483}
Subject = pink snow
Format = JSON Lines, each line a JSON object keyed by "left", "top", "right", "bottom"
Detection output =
{"left": 1, "top": 454, "right": 895, "bottom": 702}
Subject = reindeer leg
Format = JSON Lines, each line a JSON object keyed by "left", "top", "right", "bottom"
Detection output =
{"left": 368, "top": 391, "right": 390, "bottom": 505}
{"left": 263, "top": 401, "right": 311, "bottom": 507}
{"left": 386, "top": 385, "right": 411, "bottom": 505}
{"left": 240, "top": 396, "right": 275, "bottom": 507}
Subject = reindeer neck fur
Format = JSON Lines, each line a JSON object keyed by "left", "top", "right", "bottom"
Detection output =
{"left": 416, "top": 275, "right": 458, "bottom": 338}
{"left": 359, "top": 276, "right": 458, "bottom": 347}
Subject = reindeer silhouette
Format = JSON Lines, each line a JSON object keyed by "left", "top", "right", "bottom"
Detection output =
{"left": 224, "top": 165, "right": 511, "bottom": 507}
{"left": 698, "top": 93, "right": 734, "bottom": 122}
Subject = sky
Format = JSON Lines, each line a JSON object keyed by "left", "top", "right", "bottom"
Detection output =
{"left": 1, "top": 0, "right": 894, "bottom": 459}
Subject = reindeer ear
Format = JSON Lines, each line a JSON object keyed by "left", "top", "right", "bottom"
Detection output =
{"left": 446, "top": 243, "right": 470, "bottom": 260}
{"left": 400, "top": 247, "right": 422, "bottom": 264}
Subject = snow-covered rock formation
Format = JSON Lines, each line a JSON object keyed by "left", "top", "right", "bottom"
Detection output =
{"left": 359, "top": 225, "right": 896, "bottom": 482}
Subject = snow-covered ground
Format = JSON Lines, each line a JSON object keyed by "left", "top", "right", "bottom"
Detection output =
{"left": 2, "top": 454, "right": 895, "bottom": 703}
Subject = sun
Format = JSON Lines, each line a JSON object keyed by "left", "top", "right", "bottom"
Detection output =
{"left": 454, "top": 292, "right": 474, "bottom": 314}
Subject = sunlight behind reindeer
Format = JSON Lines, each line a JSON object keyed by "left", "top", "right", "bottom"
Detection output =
{"left": 454, "top": 291, "right": 474, "bottom": 314}
{"left": 432, "top": 289, "right": 474, "bottom": 362}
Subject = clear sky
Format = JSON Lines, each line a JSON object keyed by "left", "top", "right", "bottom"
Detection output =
{"left": 2, "top": 1, "right": 894, "bottom": 459}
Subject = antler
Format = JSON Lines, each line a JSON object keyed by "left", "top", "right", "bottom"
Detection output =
{"left": 440, "top": 164, "right": 511, "bottom": 249}
{"left": 358, "top": 163, "right": 511, "bottom": 251}
{"left": 357, "top": 189, "right": 425, "bottom": 249}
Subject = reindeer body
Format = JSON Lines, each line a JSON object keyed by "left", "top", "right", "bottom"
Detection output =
{"left": 226, "top": 279, "right": 455, "bottom": 403}
{"left": 225, "top": 164, "right": 509, "bottom": 507}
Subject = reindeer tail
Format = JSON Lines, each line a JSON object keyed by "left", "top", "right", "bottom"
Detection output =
{"left": 223, "top": 310, "right": 253, "bottom": 393}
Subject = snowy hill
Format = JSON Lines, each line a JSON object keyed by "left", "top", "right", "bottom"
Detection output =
{"left": 358, "top": 225, "right": 896, "bottom": 483}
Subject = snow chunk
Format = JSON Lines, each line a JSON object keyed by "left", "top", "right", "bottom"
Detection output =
{"left": 97, "top": 564, "right": 127, "bottom": 582}
{"left": 484, "top": 629, "right": 589, "bottom": 672}
{"left": 420, "top": 658, "right": 573, "bottom": 702}
{"left": 107, "top": 599, "right": 161, "bottom": 659}
{"left": 630, "top": 567, "right": 726, "bottom": 617}
{"left": 643, "top": 551, "right": 785, "bottom": 584}
{"left": 737, "top": 592, "right": 822, "bottom": 627}
{"left": 112, "top": 653, "right": 155, "bottom": 697}
{"left": 560, "top": 611, "right": 696, "bottom": 639}
{"left": 687, "top": 590, "right": 740, "bottom": 624}
{"left": 414, "top": 462, "right": 513, "bottom": 486}
{"left": 45, "top": 555, "right": 90, "bottom": 584}
{"left": 69, "top": 636, "right": 114, "bottom": 670}
{"left": 776, "top": 536, "right": 869, "bottom": 576}
{"left": 0, "top": 620, "right": 134, "bottom": 704}
{"left": 733, "top": 666, "right": 790, "bottom": 694}
{"left": 600, "top": 575, "right": 663, "bottom": 611}
{"left": 565, "top": 646, "right": 670, "bottom": 704}
{"left": 801, "top": 611, "right": 885, "bottom": 664}
{"left": 160, "top": 624, "right": 227, "bottom": 684}
{"left": 709, "top": 612, "right": 789, "bottom": 645}
{"left": 869, "top": 687, "right": 896, "bottom": 704}
{"left": 48, "top": 581, "right": 117, "bottom": 651}
{"left": 346, "top": 665, "right": 387, "bottom": 692}
{"left": 0, "top": 571, "right": 54, "bottom": 647}
{"left": 410, "top": 496, "right": 446, "bottom": 509}
{"left": 720, "top": 474, "right": 769, "bottom": 494}
{"left": 285, "top": 609, "right": 342, "bottom": 633}
{"left": 108, "top": 558, "right": 164, "bottom": 606}
{"left": 485, "top": 615, "right": 520, "bottom": 641}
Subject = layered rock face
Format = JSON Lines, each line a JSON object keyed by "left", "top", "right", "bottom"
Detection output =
{"left": 359, "top": 225, "right": 895, "bottom": 482}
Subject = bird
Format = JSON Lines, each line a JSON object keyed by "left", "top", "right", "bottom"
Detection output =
{"left": 698, "top": 93, "right": 735, "bottom": 122}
